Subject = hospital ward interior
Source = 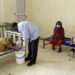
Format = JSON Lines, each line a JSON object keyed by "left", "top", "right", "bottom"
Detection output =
{"left": 0, "top": 0, "right": 75, "bottom": 75}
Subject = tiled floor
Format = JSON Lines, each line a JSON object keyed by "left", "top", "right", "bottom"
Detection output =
{"left": 0, "top": 42, "right": 75, "bottom": 75}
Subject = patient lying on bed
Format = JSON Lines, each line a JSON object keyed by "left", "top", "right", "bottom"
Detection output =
{"left": 0, "top": 37, "right": 14, "bottom": 52}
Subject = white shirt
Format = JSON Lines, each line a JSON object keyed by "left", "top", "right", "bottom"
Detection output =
{"left": 17, "top": 21, "right": 42, "bottom": 42}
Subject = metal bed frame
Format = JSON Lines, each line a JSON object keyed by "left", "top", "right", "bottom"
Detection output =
{"left": 0, "top": 47, "right": 22, "bottom": 56}
{"left": 40, "top": 37, "right": 75, "bottom": 48}
{"left": 0, "top": 23, "right": 12, "bottom": 37}
{"left": 0, "top": 24, "right": 25, "bottom": 56}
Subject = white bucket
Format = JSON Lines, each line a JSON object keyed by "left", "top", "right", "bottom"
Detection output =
{"left": 15, "top": 51, "right": 25, "bottom": 64}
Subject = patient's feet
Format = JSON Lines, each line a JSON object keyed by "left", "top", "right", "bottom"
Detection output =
{"left": 52, "top": 46, "right": 56, "bottom": 50}
{"left": 58, "top": 47, "right": 62, "bottom": 53}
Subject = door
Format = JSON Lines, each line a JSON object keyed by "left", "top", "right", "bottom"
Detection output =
{"left": 14, "top": 0, "right": 26, "bottom": 22}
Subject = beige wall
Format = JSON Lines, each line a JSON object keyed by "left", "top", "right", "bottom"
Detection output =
{"left": 0, "top": 0, "right": 3, "bottom": 24}
{"left": 0, "top": 0, "right": 75, "bottom": 37}
{"left": 0, "top": 0, "right": 29, "bottom": 24}
{"left": 27, "top": 0, "right": 75, "bottom": 37}
{"left": 2, "top": 0, "right": 15, "bottom": 23}
{"left": 26, "top": 0, "right": 32, "bottom": 21}
{"left": 0, "top": 0, "right": 16, "bottom": 25}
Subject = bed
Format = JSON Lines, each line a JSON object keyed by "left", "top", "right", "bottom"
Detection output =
{"left": 40, "top": 37, "right": 75, "bottom": 48}
{"left": 0, "top": 30, "right": 25, "bottom": 56}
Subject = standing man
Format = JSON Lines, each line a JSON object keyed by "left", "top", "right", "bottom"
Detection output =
{"left": 12, "top": 21, "right": 42, "bottom": 66}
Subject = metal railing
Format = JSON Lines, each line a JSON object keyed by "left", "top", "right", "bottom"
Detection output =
{"left": 0, "top": 23, "right": 12, "bottom": 37}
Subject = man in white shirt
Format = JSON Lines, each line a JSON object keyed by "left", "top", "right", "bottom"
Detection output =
{"left": 12, "top": 21, "right": 42, "bottom": 66}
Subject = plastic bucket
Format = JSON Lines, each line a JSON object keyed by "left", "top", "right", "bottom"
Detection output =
{"left": 15, "top": 51, "right": 25, "bottom": 64}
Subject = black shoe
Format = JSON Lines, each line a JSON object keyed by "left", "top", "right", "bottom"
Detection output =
{"left": 71, "top": 49, "right": 75, "bottom": 53}
{"left": 58, "top": 47, "right": 62, "bottom": 53}
{"left": 58, "top": 50, "right": 62, "bottom": 53}
{"left": 27, "top": 61, "right": 36, "bottom": 66}
{"left": 52, "top": 46, "right": 56, "bottom": 50}
{"left": 25, "top": 57, "right": 32, "bottom": 61}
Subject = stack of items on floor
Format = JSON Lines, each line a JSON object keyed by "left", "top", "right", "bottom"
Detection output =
{"left": 70, "top": 35, "right": 75, "bottom": 58}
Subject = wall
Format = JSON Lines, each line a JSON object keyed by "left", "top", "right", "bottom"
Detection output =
{"left": 26, "top": 0, "right": 32, "bottom": 21}
{"left": 0, "top": 0, "right": 3, "bottom": 24}
{"left": 0, "top": 0, "right": 75, "bottom": 37}
{"left": 0, "top": 0, "right": 29, "bottom": 24}
{"left": 0, "top": 0, "right": 16, "bottom": 25}
{"left": 28, "top": 0, "right": 75, "bottom": 37}
{"left": 2, "top": 0, "right": 16, "bottom": 24}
